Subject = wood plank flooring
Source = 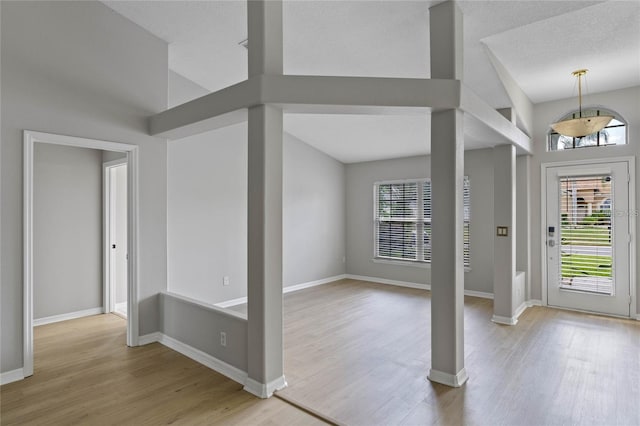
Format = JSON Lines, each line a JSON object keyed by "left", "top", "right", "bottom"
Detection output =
{"left": 0, "top": 314, "right": 327, "bottom": 425}
{"left": 277, "top": 279, "right": 640, "bottom": 426}
{"left": 3, "top": 279, "right": 639, "bottom": 425}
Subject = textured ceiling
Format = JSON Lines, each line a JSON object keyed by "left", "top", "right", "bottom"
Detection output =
{"left": 103, "top": 0, "right": 640, "bottom": 163}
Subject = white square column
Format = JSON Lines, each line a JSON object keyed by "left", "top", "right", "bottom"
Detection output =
{"left": 244, "top": 0, "right": 286, "bottom": 398}
{"left": 492, "top": 144, "right": 517, "bottom": 324}
{"left": 428, "top": 0, "right": 468, "bottom": 387}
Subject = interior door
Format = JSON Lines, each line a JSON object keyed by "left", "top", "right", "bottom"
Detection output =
{"left": 546, "top": 161, "right": 630, "bottom": 316}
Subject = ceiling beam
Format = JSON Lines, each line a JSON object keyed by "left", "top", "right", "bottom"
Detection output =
{"left": 483, "top": 45, "right": 534, "bottom": 137}
{"left": 460, "top": 85, "right": 532, "bottom": 154}
{"left": 148, "top": 74, "right": 530, "bottom": 154}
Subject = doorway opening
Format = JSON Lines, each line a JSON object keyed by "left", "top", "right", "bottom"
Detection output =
{"left": 23, "top": 130, "right": 139, "bottom": 378}
{"left": 104, "top": 160, "right": 128, "bottom": 319}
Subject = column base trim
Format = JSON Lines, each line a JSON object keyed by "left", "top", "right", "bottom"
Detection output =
{"left": 491, "top": 314, "right": 518, "bottom": 325}
{"left": 0, "top": 368, "right": 25, "bottom": 385}
{"left": 428, "top": 368, "right": 468, "bottom": 387}
{"left": 244, "top": 375, "right": 288, "bottom": 399}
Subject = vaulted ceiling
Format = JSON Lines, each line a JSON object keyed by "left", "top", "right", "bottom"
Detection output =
{"left": 104, "top": 0, "right": 640, "bottom": 163}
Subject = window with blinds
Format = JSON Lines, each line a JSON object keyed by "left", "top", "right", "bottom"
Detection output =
{"left": 559, "top": 175, "right": 613, "bottom": 295}
{"left": 375, "top": 178, "right": 470, "bottom": 267}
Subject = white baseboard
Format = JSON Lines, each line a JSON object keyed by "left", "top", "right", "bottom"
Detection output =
{"left": 345, "top": 274, "right": 430, "bottom": 290}
{"left": 158, "top": 334, "right": 248, "bottom": 386}
{"left": 514, "top": 301, "right": 528, "bottom": 320}
{"left": 428, "top": 368, "right": 468, "bottom": 387}
{"left": 1, "top": 368, "right": 25, "bottom": 385}
{"left": 215, "top": 274, "right": 347, "bottom": 308}
{"left": 491, "top": 314, "right": 518, "bottom": 325}
{"left": 464, "top": 290, "right": 494, "bottom": 299}
{"left": 346, "top": 274, "right": 496, "bottom": 300}
{"left": 283, "top": 274, "right": 347, "bottom": 294}
{"left": 244, "top": 375, "right": 288, "bottom": 399}
{"left": 527, "top": 299, "right": 543, "bottom": 307}
{"left": 138, "top": 332, "right": 162, "bottom": 346}
{"left": 215, "top": 296, "right": 248, "bottom": 308}
{"left": 34, "top": 307, "right": 103, "bottom": 326}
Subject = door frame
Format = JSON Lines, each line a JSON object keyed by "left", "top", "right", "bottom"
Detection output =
{"left": 23, "top": 130, "right": 140, "bottom": 377}
{"left": 540, "top": 156, "right": 636, "bottom": 318}
{"left": 103, "top": 159, "right": 127, "bottom": 316}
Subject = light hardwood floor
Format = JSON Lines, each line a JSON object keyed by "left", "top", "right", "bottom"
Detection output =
{"left": 0, "top": 314, "right": 327, "bottom": 425}
{"left": 3, "top": 280, "right": 639, "bottom": 425}
{"left": 276, "top": 279, "right": 640, "bottom": 426}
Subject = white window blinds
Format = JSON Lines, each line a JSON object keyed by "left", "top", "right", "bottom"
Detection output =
{"left": 375, "top": 178, "right": 470, "bottom": 267}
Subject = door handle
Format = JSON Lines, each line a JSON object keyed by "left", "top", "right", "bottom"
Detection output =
{"left": 548, "top": 240, "right": 555, "bottom": 247}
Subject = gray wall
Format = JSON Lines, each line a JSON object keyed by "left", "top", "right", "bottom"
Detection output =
{"left": 160, "top": 292, "right": 248, "bottom": 372}
{"left": 167, "top": 122, "right": 248, "bottom": 304}
{"left": 168, "top": 70, "right": 210, "bottom": 108}
{"left": 345, "top": 149, "right": 496, "bottom": 294}
{"left": 167, "top": 125, "right": 347, "bottom": 305}
{"left": 284, "top": 132, "right": 346, "bottom": 286}
{"left": 34, "top": 144, "right": 103, "bottom": 319}
{"left": 529, "top": 86, "right": 640, "bottom": 313}
{"left": 1, "top": 1, "right": 168, "bottom": 373}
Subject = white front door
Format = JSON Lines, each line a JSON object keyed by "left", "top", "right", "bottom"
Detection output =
{"left": 545, "top": 161, "right": 631, "bottom": 317}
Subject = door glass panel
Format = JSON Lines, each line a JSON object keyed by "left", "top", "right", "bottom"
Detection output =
{"left": 559, "top": 175, "right": 613, "bottom": 295}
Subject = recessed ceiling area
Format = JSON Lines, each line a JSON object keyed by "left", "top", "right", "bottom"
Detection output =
{"left": 103, "top": 0, "right": 640, "bottom": 163}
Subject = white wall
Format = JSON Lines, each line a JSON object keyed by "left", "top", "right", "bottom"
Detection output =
{"left": 167, "top": 126, "right": 346, "bottom": 305}
{"left": 345, "top": 149, "right": 496, "bottom": 294}
{"left": 34, "top": 144, "right": 103, "bottom": 319}
{"left": 529, "top": 86, "right": 640, "bottom": 313}
{"left": 1, "top": 1, "right": 168, "bottom": 373}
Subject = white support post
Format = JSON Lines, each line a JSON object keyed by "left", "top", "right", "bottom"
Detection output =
{"left": 428, "top": 0, "right": 468, "bottom": 388}
{"left": 492, "top": 144, "right": 517, "bottom": 325}
{"left": 244, "top": 0, "right": 287, "bottom": 399}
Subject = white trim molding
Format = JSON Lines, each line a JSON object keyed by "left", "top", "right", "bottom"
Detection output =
{"left": 159, "top": 334, "right": 248, "bottom": 386}
{"left": 138, "top": 331, "right": 288, "bottom": 398}
{"left": 346, "top": 274, "right": 431, "bottom": 291}
{"left": 283, "top": 274, "right": 346, "bottom": 294}
{"left": 244, "top": 376, "right": 288, "bottom": 399}
{"left": 34, "top": 308, "right": 103, "bottom": 327}
{"left": 138, "top": 332, "right": 162, "bottom": 346}
{"left": 492, "top": 314, "right": 519, "bottom": 326}
{"left": 428, "top": 368, "right": 469, "bottom": 387}
{"left": 491, "top": 300, "right": 540, "bottom": 326}
{"left": 23, "top": 130, "right": 140, "bottom": 378}
{"left": 0, "top": 369, "right": 25, "bottom": 385}
{"left": 215, "top": 275, "right": 347, "bottom": 308}
{"left": 346, "top": 274, "right": 495, "bottom": 299}
{"left": 464, "top": 290, "right": 494, "bottom": 300}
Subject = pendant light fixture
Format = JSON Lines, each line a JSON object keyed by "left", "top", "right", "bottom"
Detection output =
{"left": 550, "top": 69, "right": 613, "bottom": 138}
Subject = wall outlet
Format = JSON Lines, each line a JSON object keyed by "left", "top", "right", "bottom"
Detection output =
{"left": 220, "top": 331, "right": 227, "bottom": 347}
{"left": 223, "top": 276, "right": 230, "bottom": 286}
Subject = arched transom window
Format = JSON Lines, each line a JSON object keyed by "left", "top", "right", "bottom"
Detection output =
{"left": 548, "top": 108, "right": 627, "bottom": 151}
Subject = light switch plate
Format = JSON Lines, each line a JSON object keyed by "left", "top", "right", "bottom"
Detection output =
{"left": 496, "top": 226, "right": 509, "bottom": 237}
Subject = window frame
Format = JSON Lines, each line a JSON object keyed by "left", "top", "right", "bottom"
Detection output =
{"left": 548, "top": 109, "right": 627, "bottom": 151}
{"left": 373, "top": 177, "right": 470, "bottom": 268}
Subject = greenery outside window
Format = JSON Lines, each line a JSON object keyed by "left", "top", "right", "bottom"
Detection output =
{"left": 374, "top": 178, "right": 470, "bottom": 267}
{"left": 548, "top": 109, "right": 626, "bottom": 151}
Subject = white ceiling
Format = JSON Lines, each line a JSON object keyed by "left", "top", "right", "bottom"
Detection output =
{"left": 103, "top": 0, "right": 640, "bottom": 163}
